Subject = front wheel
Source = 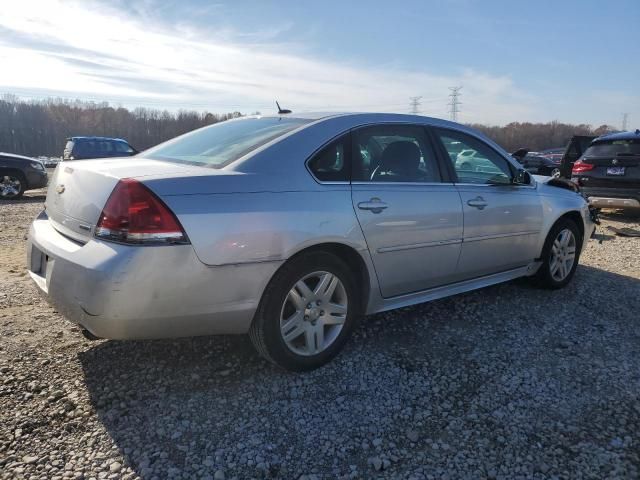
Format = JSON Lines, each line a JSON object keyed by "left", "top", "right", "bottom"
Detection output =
{"left": 0, "top": 173, "right": 25, "bottom": 200}
{"left": 249, "top": 251, "right": 359, "bottom": 371}
{"left": 532, "top": 218, "right": 581, "bottom": 289}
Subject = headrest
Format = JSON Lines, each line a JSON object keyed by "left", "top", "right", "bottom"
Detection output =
{"left": 380, "top": 141, "right": 421, "bottom": 175}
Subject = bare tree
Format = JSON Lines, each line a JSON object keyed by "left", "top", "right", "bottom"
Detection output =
{"left": 0, "top": 96, "right": 240, "bottom": 156}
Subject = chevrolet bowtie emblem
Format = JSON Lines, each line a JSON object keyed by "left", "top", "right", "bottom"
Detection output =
{"left": 56, "top": 184, "right": 65, "bottom": 194}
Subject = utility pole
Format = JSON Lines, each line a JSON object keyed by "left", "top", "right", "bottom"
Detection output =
{"left": 409, "top": 96, "right": 422, "bottom": 115}
{"left": 622, "top": 113, "right": 629, "bottom": 131}
{"left": 448, "top": 86, "right": 463, "bottom": 122}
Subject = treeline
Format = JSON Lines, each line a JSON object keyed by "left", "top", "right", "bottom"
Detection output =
{"left": 470, "top": 121, "right": 615, "bottom": 153}
{"left": 0, "top": 95, "right": 241, "bottom": 157}
{"left": 0, "top": 95, "right": 617, "bottom": 157}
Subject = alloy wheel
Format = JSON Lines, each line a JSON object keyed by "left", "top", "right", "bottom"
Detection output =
{"left": 279, "top": 271, "right": 348, "bottom": 356}
{"left": 0, "top": 175, "right": 22, "bottom": 198}
{"left": 549, "top": 228, "right": 576, "bottom": 281}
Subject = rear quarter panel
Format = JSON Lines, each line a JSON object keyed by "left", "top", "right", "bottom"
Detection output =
{"left": 160, "top": 187, "right": 369, "bottom": 266}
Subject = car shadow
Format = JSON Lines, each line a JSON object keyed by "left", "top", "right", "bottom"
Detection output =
{"left": 77, "top": 264, "right": 640, "bottom": 478}
{"left": 8, "top": 193, "right": 47, "bottom": 204}
{"left": 599, "top": 209, "right": 640, "bottom": 223}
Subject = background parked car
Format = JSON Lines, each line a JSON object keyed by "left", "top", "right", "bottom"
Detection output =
{"left": 63, "top": 136, "right": 138, "bottom": 161}
{"left": 520, "top": 153, "right": 563, "bottom": 176}
{"left": 539, "top": 147, "right": 565, "bottom": 164}
{"left": 559, "top": 135, "right": 597, "bottom": 178}
{"left": 571, "top": 130, "right": 640, "bottom": 209}
{"left": 0, "top": 152, "right": 48, "bottom": 200}
{"left": 42, "top": 157, "right": 61, "bottom": 168}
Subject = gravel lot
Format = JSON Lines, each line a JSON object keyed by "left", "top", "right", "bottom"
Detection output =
{"left": 1, "top": 186, "right": 639, "bottom": 480}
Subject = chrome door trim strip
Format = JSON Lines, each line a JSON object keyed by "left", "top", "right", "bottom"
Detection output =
{"left": 463, "top": 230, "right": 540, "bottom": 243}
{"left": 377, "top": 238, "right": 463, "bottom": 253}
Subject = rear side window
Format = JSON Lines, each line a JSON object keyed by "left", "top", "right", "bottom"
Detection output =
{"left": 583, "top": 139, "right": 640, "bottom": 158}
{"left": 114, "top": 141, "right": 135, "bottom": 154}
{"left": 308, "top": 135, "right": 350, "bottom": 182}
{"left": 352, "top": 124, "right": 441, "bottom": 183}
{"left": 140, "top": 117, "right": 311, "bottom": 168}
{"left": 74, "top": 141, "right": 94, "bottom": 157}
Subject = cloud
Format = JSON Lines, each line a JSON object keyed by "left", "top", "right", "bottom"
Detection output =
{"left": 0, "top": 0, "right": 540, "bottom": 123}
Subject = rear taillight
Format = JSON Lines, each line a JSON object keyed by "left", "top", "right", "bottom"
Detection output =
{"left": 95, "top": 179, "right": 189, "bottom": 245}
{"left": 572, "top": 160, "right": 595, "bottom": 174}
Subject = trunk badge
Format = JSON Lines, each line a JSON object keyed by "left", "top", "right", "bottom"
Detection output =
{"left": 56, "top": 184, "right": 65, "bottom": 194}
{"left": 612, "top": 158, "right": 619, "bottom": 165}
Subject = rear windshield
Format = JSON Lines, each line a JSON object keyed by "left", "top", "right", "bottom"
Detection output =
{"left": 140, "top": 117, "right": 311, "bottom": 168}
{"left": 584, "top": 139, "right": 640, "bottom": 158}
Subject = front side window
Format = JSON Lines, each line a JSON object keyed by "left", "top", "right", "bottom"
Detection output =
{"left": 308, "top": 135, "right": 350, "bottom": 182}
{"left": 434, "top": 129, "right": 512, "bottom": 185}
{"left": 352, "top": 125, "right": 441, "bottom": 183}
{"left": 140, "top": 117, "right": 311, "bottom": 168}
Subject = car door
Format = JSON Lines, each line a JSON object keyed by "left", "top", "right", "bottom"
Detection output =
{"left": 432, "top": 128, "right": 543, "bottom": 279}
{"left": 350, "top": 124, "right": 464, "bottom": 298}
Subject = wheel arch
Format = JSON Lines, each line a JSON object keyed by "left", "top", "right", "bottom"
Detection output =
{"left": 538, "top": 210, "right": 585, "bottom": 259}
{"left": 269, "top": 242, "right": 372, "bottom": 315}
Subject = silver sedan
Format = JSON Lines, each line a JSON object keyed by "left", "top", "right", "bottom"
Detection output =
{"left": 27, "top": 113, "right": 595, "bottom": 371}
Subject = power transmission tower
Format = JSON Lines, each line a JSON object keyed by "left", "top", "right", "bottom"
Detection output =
{"left": 448, "top": 86, "right": 463, "bottom": 122}
{"left": 409, "top": 96, "right": 422, "bottom": 115}
{"left": 622, "top": 113, "right": 629, "bottom": 131}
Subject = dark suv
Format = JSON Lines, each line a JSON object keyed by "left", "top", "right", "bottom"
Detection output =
{"left": 63, "top": 137, "right": 138, "bottom": 161}
{"left": 571, "top": 130, "right": 640, "bottom": 209}
{"left": 0, "top": 152, "right": 48, "bottom": 200}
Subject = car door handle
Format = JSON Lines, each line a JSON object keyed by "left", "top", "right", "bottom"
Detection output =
{"left": 467, "top": 196, "right": 488, "bottom": 210}
{"left": 357, "top": 198, "right": 388, "bottom": 213}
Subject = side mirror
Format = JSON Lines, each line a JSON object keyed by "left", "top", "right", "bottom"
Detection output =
{"left": 514, "top": 169, "right": 531, "bottom": 185}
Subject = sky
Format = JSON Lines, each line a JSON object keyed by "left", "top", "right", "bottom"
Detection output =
{"left": 0, "top": 0, "right": 638, "bottom": 126}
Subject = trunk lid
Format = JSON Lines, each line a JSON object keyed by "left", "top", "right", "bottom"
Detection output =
{"left": 45, "top": 158, "right": 199, "bottom": 241}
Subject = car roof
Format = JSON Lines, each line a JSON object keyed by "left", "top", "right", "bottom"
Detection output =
{"left": 67, "top": 136, "right": 128, "bottom": 142}
{"left": 0, "top": 151, "right": 37, "bottom": 162}
{"left": 594, "top": 130, "right": 640, "bottom": 143}
{"left": 249, "top": 112, "right": 484, "bottom": 134}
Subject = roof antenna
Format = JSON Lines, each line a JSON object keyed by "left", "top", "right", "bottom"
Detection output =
{"left": 276, "top": 101, "right": 291, "bottom": 115}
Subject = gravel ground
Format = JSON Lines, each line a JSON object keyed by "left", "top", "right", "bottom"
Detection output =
{"left": 1, "top": 187, "right": 639, "bottom": 480}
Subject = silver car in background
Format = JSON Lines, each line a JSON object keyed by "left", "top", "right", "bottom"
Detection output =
{"left": 27, "top": 113, "right": 595, "bottom": 371}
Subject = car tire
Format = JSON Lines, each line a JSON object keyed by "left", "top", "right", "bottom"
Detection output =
{"left": 0, "top": 170, "right": 26, "bottom": 200}
{"left": 532, "top": 218, "right": 582, "bottom": 289}
{"left": 249, "top": 251, "right": 359, "bottom": 371}
{"left": 550, "top": 167, "right": 561, "bottom": 177}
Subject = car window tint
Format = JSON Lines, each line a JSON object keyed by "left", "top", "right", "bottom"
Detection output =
{"left": 434, "top": 129, "right": 512, "bottom": 185}
{"left": 352, "top": 125, "right": 441, "bottom": 183}
{"left": 308, "top": 136, "right": 349, "bottom": 182}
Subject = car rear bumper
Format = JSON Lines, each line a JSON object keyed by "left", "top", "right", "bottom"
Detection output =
{"left": 578, "top": 186, "right": 640, "bottom": 209}
{"left": 26, "top": 213, "right": 281, "bottom": 339}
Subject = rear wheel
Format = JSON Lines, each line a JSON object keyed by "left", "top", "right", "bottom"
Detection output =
{"left": 249, "top": 251, "right": 359, "bottom": 371}
{"left": 0, "top": 172, "right": 25, "bottom": 200}
{"left": 532, "top": 218, "right": 581, "bottom": 289}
